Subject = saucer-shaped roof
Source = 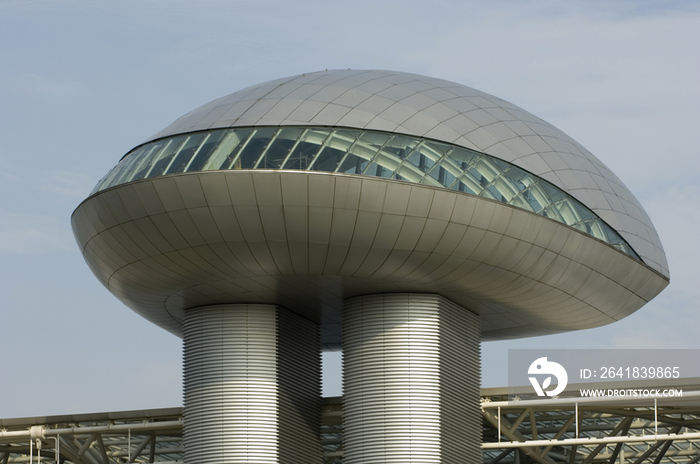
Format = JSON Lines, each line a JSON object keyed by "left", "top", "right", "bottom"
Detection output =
{"left": 73, "top": 70, "right": 670, "bottom": 345}
{"left": 147, "top": 70, "right": 667, "bottom": 277}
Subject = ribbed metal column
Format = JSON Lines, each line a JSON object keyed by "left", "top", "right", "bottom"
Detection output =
{"left": 183, "top": 304, "right": 321, "bottom": 464}
{"left": 343, "top": 294, "right": 481, "bottom": 463}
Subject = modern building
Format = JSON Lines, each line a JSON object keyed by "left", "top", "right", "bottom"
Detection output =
{"left": 70, "top": 70, "right": 669, "bottom": 463}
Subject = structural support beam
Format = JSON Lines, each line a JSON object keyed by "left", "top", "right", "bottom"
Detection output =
{"left": 489, "top": 448, "right": 515, "bottom": 464}
{"left": 128, "top": 436, "right": 153, "bottom": 463}
{"left": 581, "top": 417, "right": 633, "bottom": 464}
{"left": 482, "top": 409, "right": 557, "bottom": 464}
{"left": 183, "top": 304, "right": 322, "bottom": 463}
{"left": 343, "top": 294, "right": 481, "bottom": 463}
{"left": 607, "top": 419, "right": 633, "bottom": 464}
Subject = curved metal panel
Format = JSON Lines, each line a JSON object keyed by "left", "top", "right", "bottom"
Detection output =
{"left": 71, "top": 170, "right": 668, "bottom": 343}
{"left": 140, "top": 70, "right": 667, "bottom": 277}
{"left": 92, "top": 127, "right": 639, "bottom": 260}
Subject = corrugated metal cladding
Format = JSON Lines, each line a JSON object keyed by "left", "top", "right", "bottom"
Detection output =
{"left": 145, "top": 69, "right": 668, "bottom": 278}
{"left": 343, "top": 294, "right": 481, "bottom": 463}
{"left": 183, "top": 305, "right": 321, "bottom": 463}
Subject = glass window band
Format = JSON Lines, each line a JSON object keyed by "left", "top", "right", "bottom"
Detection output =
{"left": 92, "top": 126, "right": 641, "bottom": 260}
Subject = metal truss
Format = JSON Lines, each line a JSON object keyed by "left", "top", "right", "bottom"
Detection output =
{"left": 0, "top": 409, "right": 182, "bottom": 464}
{"left": 3, "top": 389, "right": 700, "bottom": 463}
{"left": 481, "top": 383, "right": 700, "bottom": 464}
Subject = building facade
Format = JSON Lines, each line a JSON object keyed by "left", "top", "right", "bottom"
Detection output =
{"left": 72, "top": 70, "right": 669, "bottom": 463}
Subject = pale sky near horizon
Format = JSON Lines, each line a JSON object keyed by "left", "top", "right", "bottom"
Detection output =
{"left": 1, "top": 0, "right": 699, "bottom": 419}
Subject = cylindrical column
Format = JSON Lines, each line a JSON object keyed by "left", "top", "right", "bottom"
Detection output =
{"left": 183, "top": 304, "right": 321, "bottom": 464}
{"left": 343, "top": 294, "right": 481, "bottom": 463}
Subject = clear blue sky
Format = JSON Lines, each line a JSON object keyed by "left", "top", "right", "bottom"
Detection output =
{"left": 1, "top": 0, "right": 699, "bottom": 418}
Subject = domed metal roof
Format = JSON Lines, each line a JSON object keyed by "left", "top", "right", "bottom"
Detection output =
{"left": 147, "top": 70, "right": 667, "bottom": 277}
